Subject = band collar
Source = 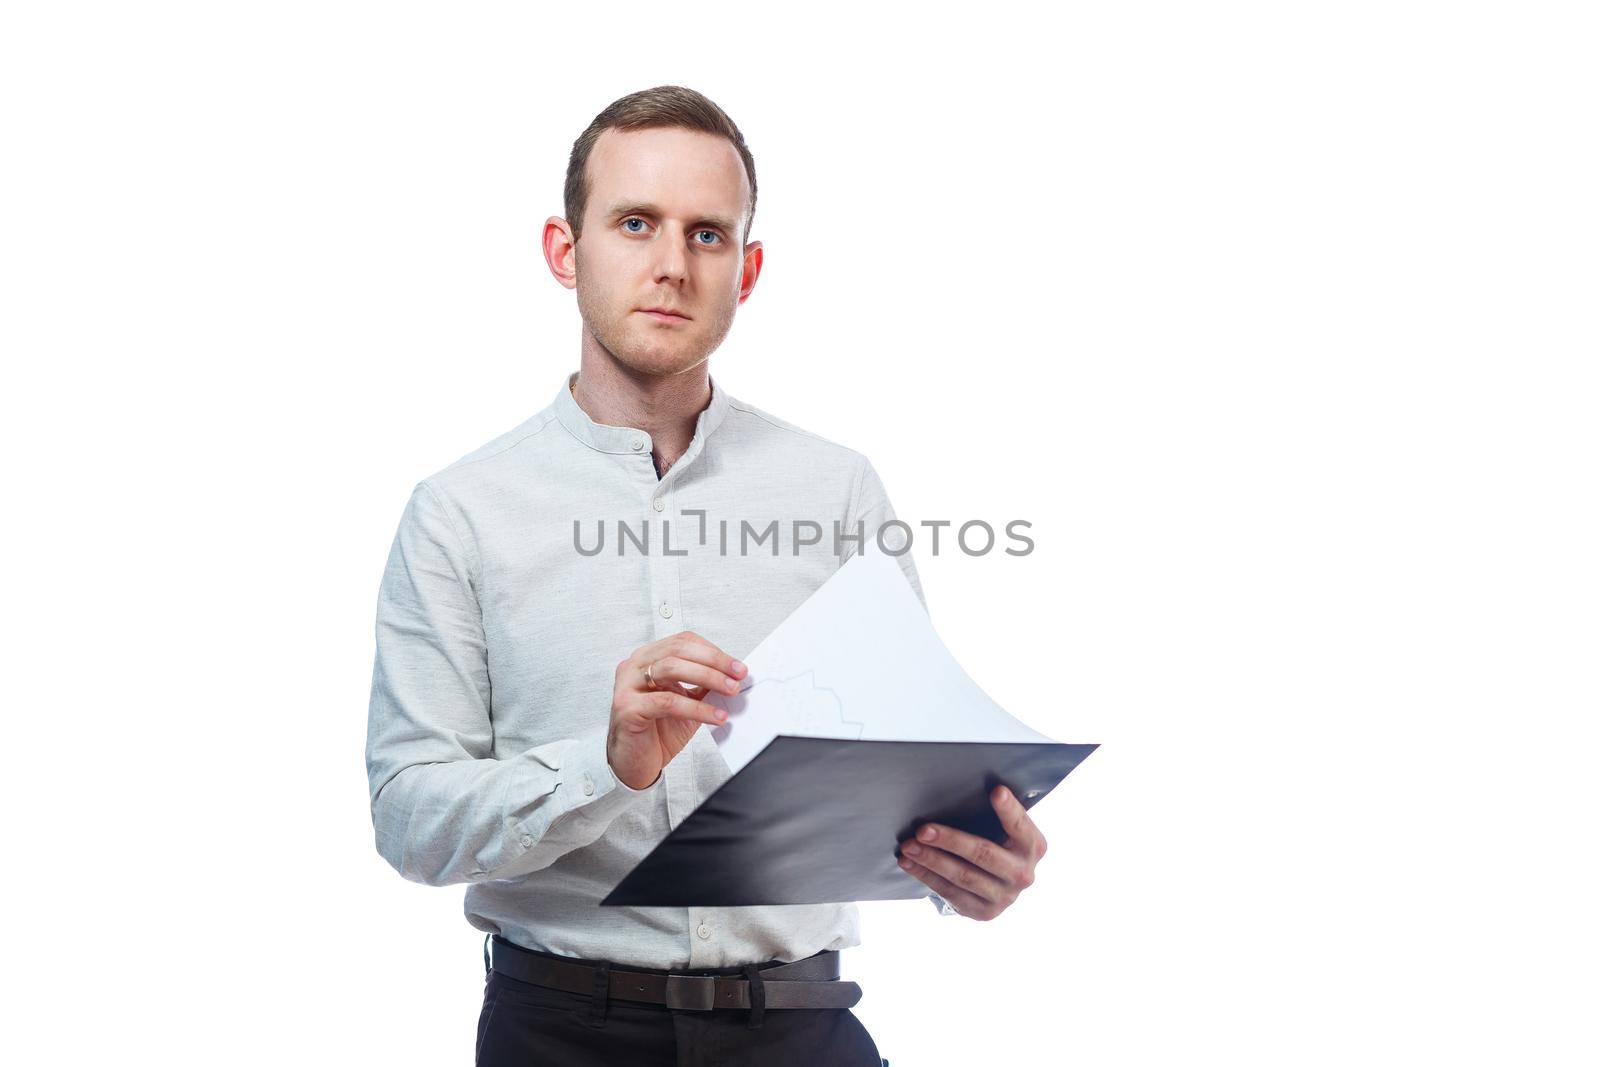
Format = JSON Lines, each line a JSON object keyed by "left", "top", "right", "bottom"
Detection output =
{"left": 553, "top": 369, "right": 731, "bottom": 457}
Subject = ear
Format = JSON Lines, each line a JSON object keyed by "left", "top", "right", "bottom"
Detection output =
{"left": 737, "top": 240, "right": 764, "bottom": 305}
{"left": 542, "top": 216, "right": 578, "bottom": 290}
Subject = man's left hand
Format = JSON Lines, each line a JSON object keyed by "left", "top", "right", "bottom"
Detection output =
{"left": 896, "top": 785, "right": 1048, "bottom": 920}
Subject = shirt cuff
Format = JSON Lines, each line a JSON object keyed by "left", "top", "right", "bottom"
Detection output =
{"left": 559, "top": 731, "right": 663, "bottom": 824}
{"left": 929, "top": 892, "right": 961, "bottom": 917}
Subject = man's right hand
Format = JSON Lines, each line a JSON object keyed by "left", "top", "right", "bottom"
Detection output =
{"left": 608, "top": 630, "right": 747, "bottom": 791}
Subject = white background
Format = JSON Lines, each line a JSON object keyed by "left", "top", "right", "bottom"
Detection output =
{"left": 4, "top": 2, "right": 1596, "bottom": 1064}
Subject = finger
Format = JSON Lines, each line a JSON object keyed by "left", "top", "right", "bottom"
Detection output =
{"left": 644, "top": 631, "right": 748, "bottom": 684}
{"left": 654, "top": 680, "right": 712, "bottom": 701}
{"left": 631, "top": 689, "right": 728, "bottom": 728}
{"left": 991, "top": 786, "right": 1048, "bottom": 862}
{"left": 896, "top": 854, "right": 994, "bottom": 920}
{"left": 898, "top": 837, "right": 1011, "bottom": 902}
{"left": 909, "top": 822, "right": 1029, "bottom": 885}
{"left": 641, "top": 655, "right": 742, "bottom": 697}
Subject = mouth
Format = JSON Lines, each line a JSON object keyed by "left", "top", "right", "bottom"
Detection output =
{"left": 638, "top": 308, "right": 691, "bottom": 324}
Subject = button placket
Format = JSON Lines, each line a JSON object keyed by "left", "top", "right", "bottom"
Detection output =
{"left": 648, "top": 478, "right": 692, "bottom": 831}
{"left": 658, "top": 480, "right": 699, "bottom": 835}
{"left": 666, "top": 750, "right": 695, "bottom": 831}
{"left": 689, "top": 913, "right": 716, "bottom": 968}
{"left": 639, "top": 455, "right": 671, "bottom": 641}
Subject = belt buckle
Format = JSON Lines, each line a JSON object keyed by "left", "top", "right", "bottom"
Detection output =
{"left": 663, "top": 974, "right": 717, "bottom": 1011}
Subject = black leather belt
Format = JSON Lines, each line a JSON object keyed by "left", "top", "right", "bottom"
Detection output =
{"left": 489, "top": 935, "right": 862, "bottom": 1011}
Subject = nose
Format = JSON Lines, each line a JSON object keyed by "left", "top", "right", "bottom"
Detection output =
{"left": 651, "top": 224, "right": 690, "bottom": 286}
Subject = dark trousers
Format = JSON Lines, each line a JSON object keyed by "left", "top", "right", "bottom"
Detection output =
{"left": 475, "top": 947, "right": 887, "bottom": 1066}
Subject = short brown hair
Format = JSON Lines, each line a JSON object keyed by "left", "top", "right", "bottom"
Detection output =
{"left": 564, "top": 85, "right": 758, "bottom": 243}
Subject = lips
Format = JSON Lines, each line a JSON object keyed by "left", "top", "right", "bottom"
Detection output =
{"left": 639, "top": 308, "right": 691, "bottom": 322}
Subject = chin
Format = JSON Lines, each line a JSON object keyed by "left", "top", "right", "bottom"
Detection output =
{"left": 614, "top": 337, "right": 709, "bottom": 377}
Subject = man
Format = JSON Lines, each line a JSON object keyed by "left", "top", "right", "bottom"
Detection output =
{"left": 365, "top": 85, "right": 1049, "bottom": 1066}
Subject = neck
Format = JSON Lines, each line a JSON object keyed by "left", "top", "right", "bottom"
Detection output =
{"left": 569, "top": 352, "right": 712, "bottom": 477}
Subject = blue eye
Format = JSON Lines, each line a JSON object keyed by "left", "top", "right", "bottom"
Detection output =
{"left": 695, "top": 230, "right": 722, "bottom": 246}
{"left": 622, "top": 218, "right": 647, "bottom": 233}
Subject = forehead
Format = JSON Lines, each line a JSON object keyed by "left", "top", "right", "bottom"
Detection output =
{"left": 585, "top": 126, "right": 750, "bottom": 224}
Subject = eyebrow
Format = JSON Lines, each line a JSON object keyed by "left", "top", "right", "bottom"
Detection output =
{"left": 602, "top": 201, "right": 740, "bottom": 235}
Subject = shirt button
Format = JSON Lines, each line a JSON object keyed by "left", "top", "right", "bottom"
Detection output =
{"left": 631, "top": 436, "right": 646, "bottom": 451}
{"left": 660, "top": 602, "right": 673, "bottom": 618}
{"left": 696, "top": 923, "right": 711, "bottom": 940}
{"left": 520, "top": 834, "right": 533, "bottom": 848}
{"left": 581, "top": 774, "right": 595, "bottom": 797}
{"left": 652, "top": 497, "right": 665, "bottom": 512}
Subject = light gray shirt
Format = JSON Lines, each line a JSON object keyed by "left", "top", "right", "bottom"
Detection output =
{"left": 365, "top": 371, "right": 949, "bottom": 970}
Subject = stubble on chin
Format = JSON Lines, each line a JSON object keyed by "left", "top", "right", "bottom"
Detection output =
{"left": 578, "top": 291, "right": 737, "bottom": 379}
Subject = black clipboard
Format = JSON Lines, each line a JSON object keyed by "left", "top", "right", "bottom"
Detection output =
{"left": 601, "top": 735, "right": 1098, "bottom": 907}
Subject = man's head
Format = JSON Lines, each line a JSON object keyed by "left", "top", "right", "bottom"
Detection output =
{"left": 544, "top": 86, "right": 764, "bottom": 379}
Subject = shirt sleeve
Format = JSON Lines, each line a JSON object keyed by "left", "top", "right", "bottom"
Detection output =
{"left": 365, "top": 480, "right": 659, "bottom": 887}
{"left": 842, "top": 455, "right": 929, "bottom": 615}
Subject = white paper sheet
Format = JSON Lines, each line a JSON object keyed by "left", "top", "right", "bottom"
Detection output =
{"left": 705, "top": 551, "right": 1052, "bottom": 775}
